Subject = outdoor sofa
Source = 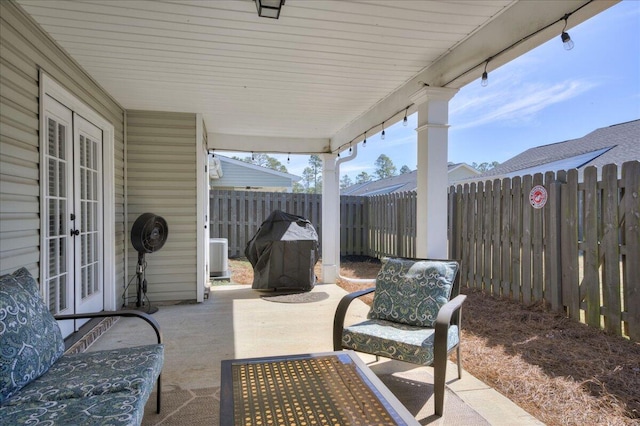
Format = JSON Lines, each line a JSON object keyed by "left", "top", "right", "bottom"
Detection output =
{"left": 0, "top": 267, "right": 163, "bottom": 425}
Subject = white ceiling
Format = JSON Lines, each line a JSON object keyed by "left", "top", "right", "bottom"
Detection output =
{"left": 16, "top": 0, "right": 615, "bottom": 154}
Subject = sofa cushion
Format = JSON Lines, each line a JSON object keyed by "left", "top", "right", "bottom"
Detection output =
{"left": 0, "top": 268, "right": 65, "bottom": 403}
{"left": 368, "top": 258, "right": 458, "bottom": 327}
{"left": 0, "top": 390, "right": 149, "bottom": 426}
{"left": 342, "top": 319, "right": 460, "bottom": 366}
{"left": 4, "top": 344, "right": 164, "bottom": 406}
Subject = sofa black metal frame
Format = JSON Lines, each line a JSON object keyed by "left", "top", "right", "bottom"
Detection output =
{"left": 333, "top": 258, "right": 466, "bottom": 417}
{"left": 54, "top": 310, "right": 163, "bottom": 414}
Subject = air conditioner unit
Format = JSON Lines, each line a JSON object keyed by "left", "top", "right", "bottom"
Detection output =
{"left": 209, "top": 238, "right": 229, "bottom": 279}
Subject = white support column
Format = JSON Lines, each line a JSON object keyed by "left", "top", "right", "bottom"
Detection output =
{"left": 321, "top": 153, "right": 340, "bottom": 283}
{"left": 410, "top": 87, "right": 458, "bottom": 259}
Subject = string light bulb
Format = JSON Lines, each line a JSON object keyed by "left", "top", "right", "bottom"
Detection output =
{"left": 349, "top": 143, "right": 352, "bottom": 154}
{"left": 381, "top": 122, "right": 385, "bottom": 140}
{"left": 251, "top": 151, "right": 255, "bottom": 161}
{"left": 287, "top": 153, "right": 290, "bottom": 164}
{"left": 363, "top": 132, "right": 367, "bottom": 147}
{"left": 481, "top": 61, "right": 489, "bottom": 87}
{"left": 403, "top": 108, "right": 408, "bottom": 126}
{"left": 560, "top": 15, "right": 574, "bottom": 50}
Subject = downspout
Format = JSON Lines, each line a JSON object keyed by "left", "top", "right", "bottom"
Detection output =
{"left": 334, "top": 144, "right": 359, "bottom": 283}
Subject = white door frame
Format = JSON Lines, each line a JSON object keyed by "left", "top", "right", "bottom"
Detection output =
{"left": 39, "top": 71, "right": 117, "bottom": 312}
{"left": 196, "top": 114, "right": 207, "bottom": 302}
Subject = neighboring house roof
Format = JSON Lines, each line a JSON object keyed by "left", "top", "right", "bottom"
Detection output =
{"left": 470, "top": 119, "right": 640, "bottom": 181}
{"left": 210, "top": 155, "right": 301, "bottom": 190}
{"left": 341, "top": 163, "right": 480, "bottom": 196}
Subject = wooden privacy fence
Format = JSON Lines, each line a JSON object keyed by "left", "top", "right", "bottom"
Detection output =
{"left": 211, "top": 161, "right": 639, "bottom": 339}
{"left": 210, "top": 191, "right": 414, "bottom": 258}
{"left": 210, "top": 190, "right": 322, "bottom": 257}
{"left": 449, "top": 161, "right": 640, "bottom": 340}
{"left": 367, "top": 192, "right": 417, "bottom": 259}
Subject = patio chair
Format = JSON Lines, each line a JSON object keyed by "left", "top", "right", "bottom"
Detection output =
{"left": 333, "top": 257, "right": 466, "bottom": 417}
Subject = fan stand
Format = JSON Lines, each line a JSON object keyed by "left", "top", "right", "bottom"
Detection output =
{"left": 135, "top": 251, "right": 158, "bottom": 314}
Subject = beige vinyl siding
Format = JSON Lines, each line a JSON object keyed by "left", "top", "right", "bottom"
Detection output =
{"left": 212, "top": 161, "right": 293, "bottom": 189}
{"left": 126, "top": 111, "right": 197, "bottom": 302}
{"left": 0, "top": 2, "right": 126, "bottom": 288}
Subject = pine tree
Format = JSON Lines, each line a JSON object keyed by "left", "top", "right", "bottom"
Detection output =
{"left": 374, "top": 154, "right": 397, "bottom": 179}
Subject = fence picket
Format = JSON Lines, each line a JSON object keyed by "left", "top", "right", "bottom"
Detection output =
{"left": 562, "top": 169, "right": 580, "bottom": 321}
{"left": 521, "top": 175, "right": 533, "bottom": 304}
{"left": 511, "top": 177, "right": 522, "bottom": 301}
{"left": 601, "top": 164, "right": 622, "bottom": 335}
{"left": 531, "top": 173, "right": 544, "bottom": 302}
{"left": 475, "top": 181, "right": 485, "bottom": 290}
{"left": 492, "top": 179, "right": 502, "bottom": 297}
{"left": 622, "top": 161, "right": 640, "bottom": 340}
{"left": 583, "top": 166, "right": 600, "bottom": 328}
{"left": 483, "top": 180, "right": 494, "bottom": 293}
{"left": 547, "top": 172, "right": 563, "bottom": 310}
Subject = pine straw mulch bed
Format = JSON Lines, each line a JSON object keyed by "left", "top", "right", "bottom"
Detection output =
{"left": 228, "top": 257, "right": 640, "bottom": 425}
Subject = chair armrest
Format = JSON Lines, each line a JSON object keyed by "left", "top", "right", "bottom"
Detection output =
{"left": 435, "top": 295, "right": 467, "bottom": 330}
{"left": 434, "top": 294, "right": 467, "bottom": 341}
{"left": 333, "top": 287, "right": 375, "bottom": 350}
{"left": 54, "top": 310, "right": 162, "bottom": 344}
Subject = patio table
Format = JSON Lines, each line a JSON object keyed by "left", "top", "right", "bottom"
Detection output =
{"left": 220, "top": 350, "right": 419, "bottom": 425}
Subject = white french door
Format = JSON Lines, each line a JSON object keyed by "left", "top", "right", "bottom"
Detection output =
{"left": 73, "top": 115, "right": 104, "bottom": 316}
{"left": 43, "top": 96, "right": 104, "bottom": 338}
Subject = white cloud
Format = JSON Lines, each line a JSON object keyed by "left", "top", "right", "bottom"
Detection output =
{"left": 452, "top": 78, "right": 598, "bottom": 130}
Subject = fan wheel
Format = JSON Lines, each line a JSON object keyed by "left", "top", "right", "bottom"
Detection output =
{"left": 131, "top": 213, "right": 168, "bottom": 253}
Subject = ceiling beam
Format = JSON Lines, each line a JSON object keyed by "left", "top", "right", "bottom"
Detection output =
{"left": 208, "top": 133, "right": 330, "bottom": 154}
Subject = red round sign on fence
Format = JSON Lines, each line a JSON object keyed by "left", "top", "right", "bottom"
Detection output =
{"left": 529, "top": 185, "right": 548, "bottom": 209}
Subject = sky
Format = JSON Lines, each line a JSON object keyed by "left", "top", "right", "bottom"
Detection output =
{"left": 222, "top": 1, "right": 640, "bottom": 182}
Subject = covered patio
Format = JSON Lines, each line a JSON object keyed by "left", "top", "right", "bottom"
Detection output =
{"left": 0, "top": 0, "right": 620, "bottom": 424}
{"left": 87, "top": 282, "right": 542, "bottom": 425}
{"left": 1, "top": 0, "right": 618, "bottom": 308}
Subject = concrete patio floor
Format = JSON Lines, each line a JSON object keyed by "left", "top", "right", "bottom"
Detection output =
{"left": 88, "top": 283, "right": 543, "bottom": 425}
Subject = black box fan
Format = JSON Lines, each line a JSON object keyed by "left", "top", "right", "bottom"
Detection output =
{"left": 130, "top": 213, "right": 168, "bottom": 313}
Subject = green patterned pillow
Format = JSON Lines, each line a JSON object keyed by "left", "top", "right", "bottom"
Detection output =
{"left": 368, "top": 258, "right": 458, "bottom": 327}
{"left": 0, "top": 268, "right": 65, "bottom": 403}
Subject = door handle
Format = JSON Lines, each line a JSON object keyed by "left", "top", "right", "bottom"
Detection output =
{"left": 70, "top": 229, "right": 80, "bottom": 236}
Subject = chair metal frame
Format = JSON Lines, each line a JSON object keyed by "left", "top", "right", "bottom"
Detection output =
{"left": 333, "top": 258, "right": 466, "bottom": 417}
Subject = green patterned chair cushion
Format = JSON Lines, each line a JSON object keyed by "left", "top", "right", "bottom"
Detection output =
{"left": 342, "top": 319, "right": 460, "bottom": 365}
{"left": 0, "top": 268, "right": 65, "bottom": 403}
{"left": 368, "top": 258, "right": 458, "bottom": 327}
{"left": 3, "top": 344, "right": 164, "bottom": 406}
{"left": 0, "top": 390, "right": 149, "bottom": 426}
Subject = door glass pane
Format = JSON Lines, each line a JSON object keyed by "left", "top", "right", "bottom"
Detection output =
{"left": 59, "top": 275, "right": 66, "bottom": 311}
{"left": 49, "top": 239, "right": 57, "bottom": 276}
{"left": 48, "top": 159, "right": 56, "bottom": 197}
{"left": 58, "top": 124, "right": 65, "bottom": 158}
{"left": 59, "top": 199, "right": 66, "bottom": 235}
{"left": 48, "top": 119, "right": 56, "bottom": 156}
{"left": 59, "top": 162, "right": 66, "bottom": 198}
{"left": 78, "top": 131, "right": 101, "bottom": 303}
{"left": 48, "top": 277, "right": 57, "bottom": 311}
{"left": 45, "top": 115, "right": 70, "bottom": 315}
